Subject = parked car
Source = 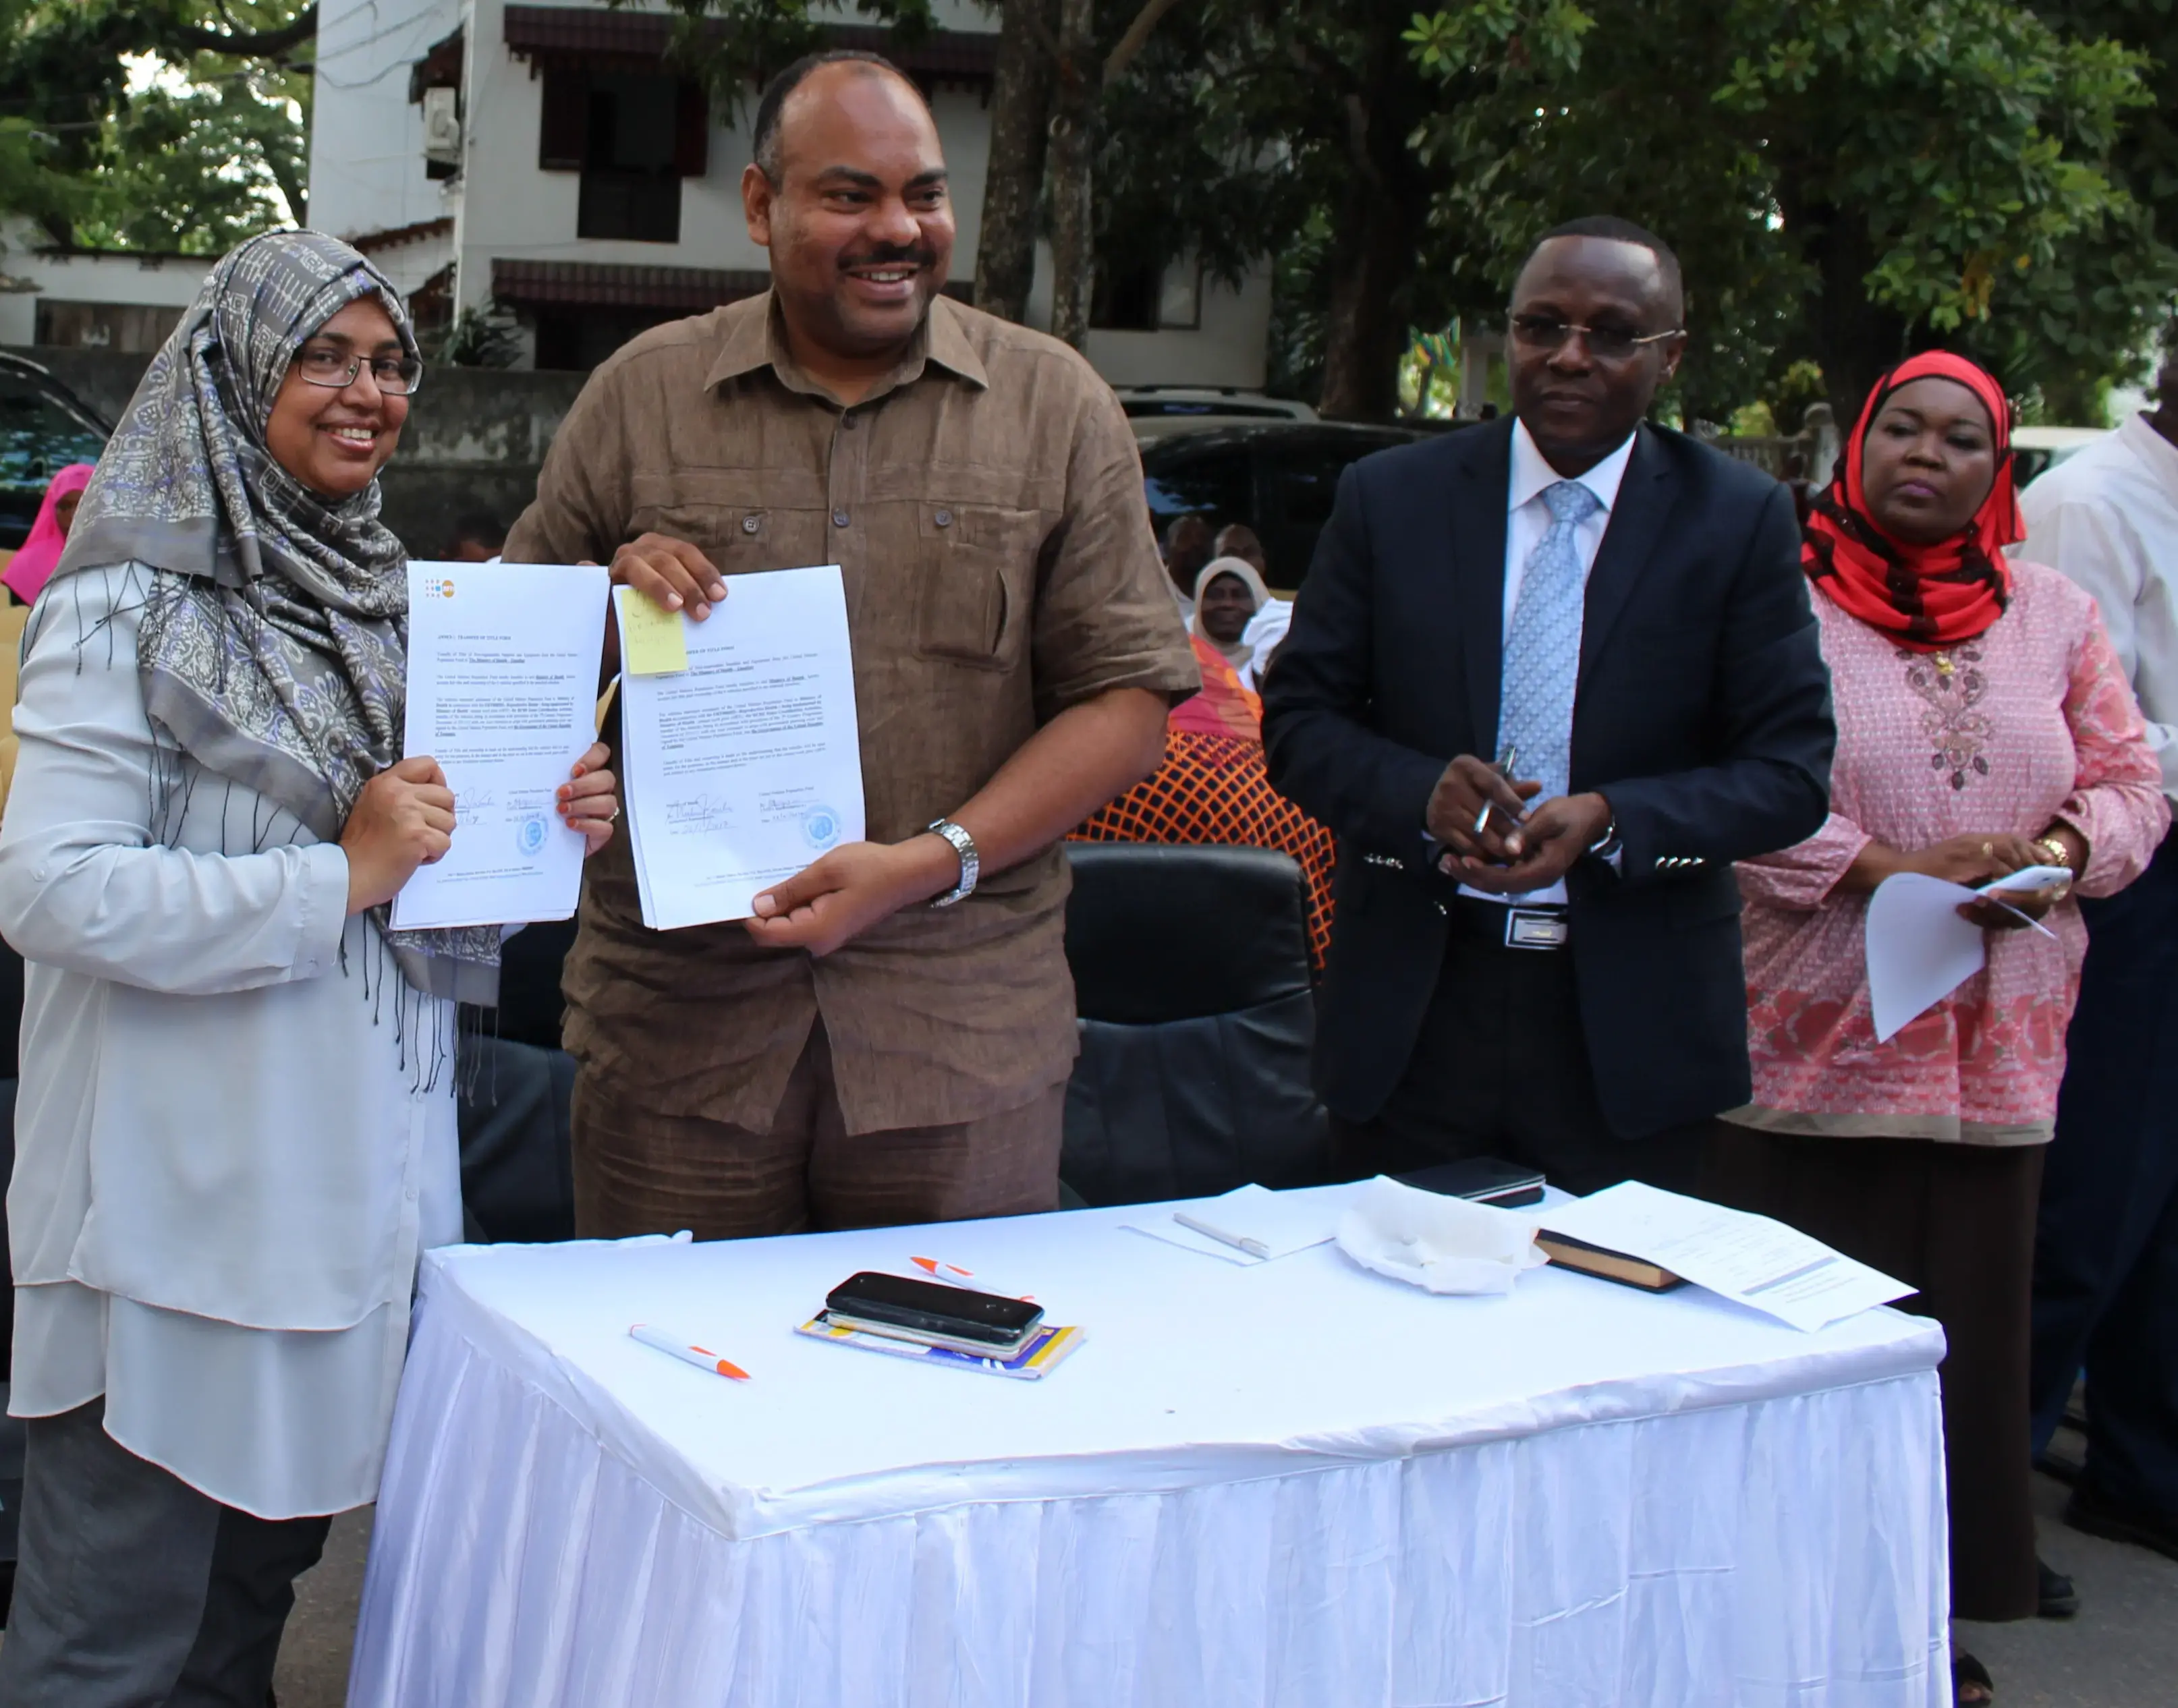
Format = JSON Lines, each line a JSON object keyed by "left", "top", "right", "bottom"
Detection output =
{"left": 1118, "top": 386, "right": 1319, "bottom": 444}
{"left": 2011, "top": 425, "right": 2113, "bottom": 490}
{"left": 0, "top": 353, "right": 110, "bottom": 551}
{"left": 1141, "top": 420, "right": 1434, "bottom": 590}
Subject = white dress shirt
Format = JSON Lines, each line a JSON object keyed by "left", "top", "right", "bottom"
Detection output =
{"left": 1461, "top": 420, "right": 1636, "bottom": 903}
{"left": 2019, "top": 412, "right": 2178, "bottom": 804}
{"left": 0, "top": 563, "right": 466, "bottom": 1518}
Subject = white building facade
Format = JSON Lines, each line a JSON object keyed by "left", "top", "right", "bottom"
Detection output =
{"left": 0, "top": 223, "right": 211, "bottom": 352}
{"left": 309, "top": 0, "right": 1270, "bottom": 383}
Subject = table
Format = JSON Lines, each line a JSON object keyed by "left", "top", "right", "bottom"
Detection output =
{"left": 348, "top": 1187, "right": 1951, "bottom": 1707}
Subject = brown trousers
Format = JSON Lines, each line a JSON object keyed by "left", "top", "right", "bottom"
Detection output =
{"left": 571, "top": 1025, "right": 1066, "bottom": 1241}
{"left": 1707, "top": 1126, "right": 2045, "bottom": 1622}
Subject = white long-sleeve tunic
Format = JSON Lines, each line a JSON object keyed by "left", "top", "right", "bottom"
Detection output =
{"left": 0, "top": 563, "right": 463, "bottom": 1518}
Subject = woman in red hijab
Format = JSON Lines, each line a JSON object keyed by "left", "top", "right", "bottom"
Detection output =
{"left": 1713, "top": 353, "right": 2169, "bottom": 1698}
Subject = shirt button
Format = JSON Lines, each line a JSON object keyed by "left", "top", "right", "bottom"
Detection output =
{"left": 841, "top": 411, "right": 858, "bottom": 430}
{"left": 933, "top": 508, "right": 954, "bottom": 528}
{"left": 832, "top": 509, "right": 850, "bottom": 528}
{"left": 741, "top": 515, "right": 760, "bottom": 535}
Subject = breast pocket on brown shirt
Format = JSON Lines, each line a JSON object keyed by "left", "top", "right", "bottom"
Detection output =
{"left": 913, "top": 505, "right": 1042, "bottom": 671}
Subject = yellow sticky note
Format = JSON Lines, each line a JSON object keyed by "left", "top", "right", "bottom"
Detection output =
{"left": 617, "top": 588, "right": 689, "bottom": 676}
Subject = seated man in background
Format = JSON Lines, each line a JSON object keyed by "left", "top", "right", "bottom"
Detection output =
{"left": 447, "top": 510, "right": 507, "bottom": 563}
{"left": 1162, "top": 514, "right": 1212, "bottom": 617}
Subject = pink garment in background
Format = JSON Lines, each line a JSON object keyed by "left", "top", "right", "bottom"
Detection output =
{"left": 1732, "top": 560, "right": 2169, "bottom": 1143}
{"left": 2, "top": 463, "right": 95, "bottom": 604}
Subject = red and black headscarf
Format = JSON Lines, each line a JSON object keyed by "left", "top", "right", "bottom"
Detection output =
{"left": 1802, "top": 350, "right": 2023, "bottom": 652}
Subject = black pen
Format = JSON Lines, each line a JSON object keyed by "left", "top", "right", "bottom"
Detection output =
{"left": 1473, "top": 744, "right": 1519, "bottom": 837}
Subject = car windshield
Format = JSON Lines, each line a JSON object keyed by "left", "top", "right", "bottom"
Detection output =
{"left": 1123, "top": 400, "right": 1297, "bottom": 419}
{"left": 0, "top": 374, "right": 108, "bottom": 550}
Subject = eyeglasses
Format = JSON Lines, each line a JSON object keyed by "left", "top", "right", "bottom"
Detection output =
{"left": 1507, "top": 315, "right": 1683, "bottom": 361}
{"left": 292, "top": 346, "right": 425, "bottom": 396}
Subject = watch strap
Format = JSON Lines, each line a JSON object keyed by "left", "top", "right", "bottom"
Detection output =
{"left": 927, "top": 818, "right": 979, "bottom": 907}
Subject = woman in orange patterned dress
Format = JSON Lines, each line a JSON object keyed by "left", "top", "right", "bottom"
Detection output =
{"left": 1073, "top": 632, "right": 1337, "bottom": 969}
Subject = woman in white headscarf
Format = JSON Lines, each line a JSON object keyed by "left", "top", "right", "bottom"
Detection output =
{"left": 1190, "top": 554, "right": 1270, "bottom": 671}
{"left": 0, "top": 231, "right": 620, "bottom": 1706}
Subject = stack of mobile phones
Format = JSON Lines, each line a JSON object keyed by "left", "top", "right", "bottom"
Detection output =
{"left": 822, "top": 1272, "right": 1046, "bottom": 1359}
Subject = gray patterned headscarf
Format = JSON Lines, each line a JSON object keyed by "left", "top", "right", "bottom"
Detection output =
{"left": 47, "top": 229, "right": 499, "bottom": 1001}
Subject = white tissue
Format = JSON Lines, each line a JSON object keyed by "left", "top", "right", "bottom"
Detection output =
{"left": 1335, "top": 1176, "right": 1549, "bottom": 1295}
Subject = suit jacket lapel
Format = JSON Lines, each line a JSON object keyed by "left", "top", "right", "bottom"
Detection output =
{"left": 1454, "top": 420, "right": 1513, "bottom": 754}
{"left": 1580, "top": 424, "right": 1679, "bottom": 677}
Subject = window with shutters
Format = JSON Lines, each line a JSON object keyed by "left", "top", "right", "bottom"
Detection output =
{"left": 540, "top": 67, "right": 709, "bottom": 244}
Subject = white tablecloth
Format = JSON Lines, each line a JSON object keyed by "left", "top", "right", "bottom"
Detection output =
{"left": 350, "top": 1187, "right": 1951, "bottom": 1707}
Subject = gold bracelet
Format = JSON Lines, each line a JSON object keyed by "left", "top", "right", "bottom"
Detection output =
{"left": 2035, "top": 835, "right": 2075, "bottom": 874}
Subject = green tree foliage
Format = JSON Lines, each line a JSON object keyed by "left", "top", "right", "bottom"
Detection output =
{"left": 1, "top": 1, "right": 313, "bottom": 254}
{"left": 1406, "top": 0, "right": 2175, "bottom": 424}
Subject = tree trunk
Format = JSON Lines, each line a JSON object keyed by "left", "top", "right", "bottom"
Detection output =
{"left": 1046, "top": 0, "right": 1097, "bottom": 351}
{"left": 1314, "top": 16, "right": 1428, "bottom": 422}
{"left": 973, "top": 0, "right": 1057, "bottom": 322}
{"left": 1781, "top": 181, "right": 1909, "bottom": 428}
{"left": 1318, "top": 192, "right": 1421, "bottom": 420}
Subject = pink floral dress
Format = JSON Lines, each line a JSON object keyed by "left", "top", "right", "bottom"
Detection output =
{"left": 1731, "top": 561, "right": 2169, "bottom": 1143}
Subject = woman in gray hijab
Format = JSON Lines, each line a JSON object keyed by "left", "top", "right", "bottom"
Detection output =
{"left": 0, "top": 231, "right": 619, "bottom": 1706}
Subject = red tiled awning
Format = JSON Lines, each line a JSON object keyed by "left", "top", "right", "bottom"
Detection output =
{"left": 491, "top": 259, "right": 771, "bottom": 312}
{"left": 499, "top": 6, "right": 999, "bottom": 82}
{"left": 351, "top": 217, "right": 454, "bottom": 255}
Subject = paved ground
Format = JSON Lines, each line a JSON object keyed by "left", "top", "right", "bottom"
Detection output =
{"left": 273, "top": 1506, "right": 372, "bottom": 1708}
{"left": 275, "top": 1462, "right": 2175, "bottom": 1706}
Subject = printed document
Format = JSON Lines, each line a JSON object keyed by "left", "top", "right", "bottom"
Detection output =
{"left": 1541, "top": 1181, "right": 1912, "bottom": 1332}
{"left": 615, "top": 566, "right": 864, "bottom": 930}
{"left": 392, "top": 560, "right": 610, "bottom": 930}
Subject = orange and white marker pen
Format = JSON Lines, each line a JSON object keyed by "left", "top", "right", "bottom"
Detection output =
{"left": 630, "top": 1323, "right": 750, "bottom": 1381}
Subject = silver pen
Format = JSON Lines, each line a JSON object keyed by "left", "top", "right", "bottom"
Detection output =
{"left": 1474, "top": 743, "right": 1519, "bottom": 836}
{"left": 1171, "top": 1210, "right": 1271, "bottom": 1259}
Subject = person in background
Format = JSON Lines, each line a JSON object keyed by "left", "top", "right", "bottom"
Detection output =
{"left": 2018, "top": 345, "right": 2178, "bottom": 1572}
{"left": 447, "top": 509, "right": 507, "bottom": 563}
{"left": 1, "top": 463, "right": 94, "bottom": 606}
{"left": 1163, "top": 513, "right": 1212, "bottom": 617}
{"left": 1239, "top": 594, "right": 1294, "bottom": 690}
{"left": 0, "top": 231, "right": 621, "bottom": 1708}
{"left": 1712, "top": 351, "right": 2167, "bottom": 1701}
{"left": 1192, "top": 555, "right": 1268, "bottom": 673}
{"left": 1264, "top": 217, "right": 1833, "bottom": 1195}
{"left": 1213, "top": 521, "right": 1269, "bottom": 579}
{"left": 1077, "top": 629, "right": 1338, "bottom": 969}
{"left": 503, "top": 51, "right": 1195, "bottom": 1243}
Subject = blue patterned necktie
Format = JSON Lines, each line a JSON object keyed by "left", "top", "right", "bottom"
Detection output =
{"left": 1497, "top": 479, "right": 1603, "bottom": 804}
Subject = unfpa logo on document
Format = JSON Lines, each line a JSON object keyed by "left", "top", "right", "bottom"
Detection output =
{"left": 420, "top": 577, "right": 456, "bottom": 600}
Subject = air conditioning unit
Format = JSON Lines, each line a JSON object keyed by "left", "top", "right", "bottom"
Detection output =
{"left": 422, "top": 86, "right": 462, "bottom": 168}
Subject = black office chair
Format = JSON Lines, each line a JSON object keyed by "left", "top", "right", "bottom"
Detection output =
{"left": 1059, "top": 843, "right": 1330, "bottom": 1207}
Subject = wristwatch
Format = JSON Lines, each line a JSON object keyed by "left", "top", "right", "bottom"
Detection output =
{"left": 1585, "top": 809, "right": 1622, "bottom": 864}
{"left": 927, "top": 818, "right": 979, "bottom": 908}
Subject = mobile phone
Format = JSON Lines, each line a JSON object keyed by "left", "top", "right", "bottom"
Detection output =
{"left": 1394, "top": 1156, "right": 1546, "bottom": 1207}
{"left": 822, "top": 1311, "right": 1040, "bottom": 1359}
{"left": 824, "top": 1272, "right": 1044, "bottom": 1348}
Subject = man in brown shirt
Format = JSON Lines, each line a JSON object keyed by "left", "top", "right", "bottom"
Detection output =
{"left": 505, "top": 50, "right": 1198, "bottom": 1239}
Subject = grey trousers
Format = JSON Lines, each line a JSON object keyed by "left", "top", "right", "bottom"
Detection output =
{"left": 0, "top": 1400, "right": 330, "bottom": 1708}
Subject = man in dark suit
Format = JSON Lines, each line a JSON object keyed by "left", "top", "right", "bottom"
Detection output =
{"left": 1262, "top": 217, "right": 1835, "bottom": 1193}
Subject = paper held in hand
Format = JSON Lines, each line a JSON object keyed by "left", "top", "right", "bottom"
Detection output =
{"left": 1540, "top": 1181, "right": 1912, "bottom": 1332}
{"left": 391, "top": 561, "right": 610, "bottom": 930}
{"left": 1866, "top": 863, "right": 2073, "bottom": 1042}
{"left": 614, "top": 566, "right": 866, "bottom": 930}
